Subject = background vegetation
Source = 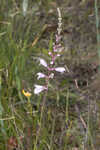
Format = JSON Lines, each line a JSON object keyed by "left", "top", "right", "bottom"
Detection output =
{"left": 0, "top": 0, "right": 100, "bottom": 149}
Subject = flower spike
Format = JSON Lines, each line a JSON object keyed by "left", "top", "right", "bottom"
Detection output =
{"left": 34, "top": 8, "right": 65, "bottom": 95}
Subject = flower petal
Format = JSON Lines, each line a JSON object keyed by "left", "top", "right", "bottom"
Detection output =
{"left": 34, "top": 85, "right": 47, "bottom": 95}
{"left": 37, "top": 72, "right": 46, "bottom": 80}
{"left": 22, "top": 89, "right": 31, "bottom": 97}
{"left": 39, "top": 58, "right": 47, "bottom": 67}
{"left": 55, "top": 67, "right": 65, "bottom": 73}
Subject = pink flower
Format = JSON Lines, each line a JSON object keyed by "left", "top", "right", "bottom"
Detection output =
{"left": 55, "top": 67, "right": 65, "bottom": 73}
{"left": 39, "top": 58, "right": 48, "bottom": 67}
{"left": 37, "top": 73, "right": 46, "bottom": 80}
{"left": 34, "top": 85, "right": 47, "bottom": 95}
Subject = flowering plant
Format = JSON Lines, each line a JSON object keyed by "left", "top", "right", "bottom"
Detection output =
{"left": 34, "top": 8, "right": 65, "bottom": 95}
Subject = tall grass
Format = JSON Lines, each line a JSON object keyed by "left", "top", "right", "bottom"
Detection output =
{"left": 95, "top": 0, "right": 100, "bottom": 66}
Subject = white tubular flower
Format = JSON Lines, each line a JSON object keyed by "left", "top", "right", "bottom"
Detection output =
{"left": 34, "top": 85, "right": 47, "bottom": 95}
{"left": 55, "top": 67, "right": 65, "bottom": 73}
{"left": 39, "top": 58, "right": 47, "bottom": 67}
{"left": 37, "top": 72, "right": 46, "bottom": 80}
